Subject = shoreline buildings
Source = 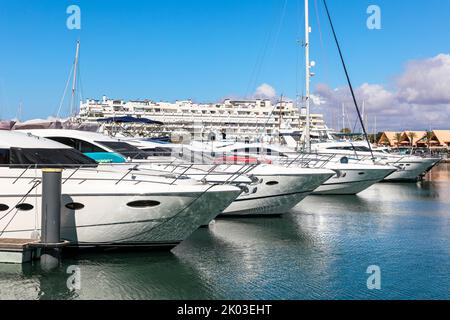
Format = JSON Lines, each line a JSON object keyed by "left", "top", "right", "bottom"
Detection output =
{"left": 378, "top": 130, "right": 450, "bottom": 149}
{"left": 78, "top": 96, "right": 332, "bottom": 140}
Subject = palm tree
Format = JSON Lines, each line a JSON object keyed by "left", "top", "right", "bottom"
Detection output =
{"left": 407, "top": 132, "right": 417, "bottom": 147}
{"left": 425, "top": 131, "right": 434, "bottom": 155}
{"left": 394, "top": 132, "right": 402, "bottom": 150}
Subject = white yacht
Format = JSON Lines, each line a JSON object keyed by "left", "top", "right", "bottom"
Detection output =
{"left": 21, "top": 129, "right": 335, "bottom": 216}
{"left": 0, "top": 131, "right": 242, "bottom": 249}
{"left": 311, "top": 141, "right": 441, "bottom": 181}
{"left": 193, "top": 141, "right": 397, "bottom": 195}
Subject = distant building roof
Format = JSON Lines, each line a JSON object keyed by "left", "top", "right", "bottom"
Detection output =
{"left": 432, "top": 130, "right": 450, "bottom": 145}
{"left": 401, "top": 131, "right": 427, "bottom": 145}
{"left": 378, "top": 131, "right": 400, "bottom": 146}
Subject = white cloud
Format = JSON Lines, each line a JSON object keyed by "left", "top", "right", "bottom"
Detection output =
{"left": 253, "top": 83, "right": 277, "bottom": 100}
{"left": 396, "top": 54, "right": 450, "bottom": 104}
{"left": 312, "top": 54, "right": 450, "bottom": 131}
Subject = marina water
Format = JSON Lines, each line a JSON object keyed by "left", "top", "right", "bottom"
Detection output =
{"left": 1, "top": 164, "right": 449, "bottom": 300}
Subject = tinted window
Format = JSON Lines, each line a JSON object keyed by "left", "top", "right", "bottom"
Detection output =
{"left": 9, "top": 148, "right": 97, "bottom": 168}
{"left": 142, "top": 147, "right": 173, "bottom": 157}
{"left": 0, "top": 149, "right": 9, "bottom": 164}
{"left": 327, "top": 146, "right": 354, "bottom": 151}
{"left": 48, "top": 137, "right": 105, "bottom": 153}
{"left": 96, "top": 141, "right": 148, "bottom": 160}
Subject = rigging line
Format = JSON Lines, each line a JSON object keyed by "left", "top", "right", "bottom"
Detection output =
{"left": 78, "top": 184, "right": 218, "bottom": 244}
{"left": 77, "top": 61, "right": 84, "bottom": 113}
{"left": 0, "top": 180, "right": 41, "bottom": 237}
{"left": 321, "top": 0, "right": 374, "bottom": 158}
{"left": 245, "top": 25, "right": 273, "bottom": 97}
{"left": 267, "top": 0, "right": 289, "bottom": 61}
{"left": 313, "top": 0, "right": 330, "bottom": 87}
{"left": 252, "top": 2, "right": 286, "bottom": 90}
{"left": 0, "top": 180, "right": 41, "bottom": 222}
{"left": 56, "top": 63, "right": 75, "bottom": 119}
{"left": 245, "top": 0, "right": 287, "bottom": 97}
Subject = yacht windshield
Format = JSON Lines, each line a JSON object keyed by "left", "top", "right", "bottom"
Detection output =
{"left": 96, "top": 141, "right": 149, "bottom": 160}
{"left": 7, "top": 148, "right": 98, "bottom": 168}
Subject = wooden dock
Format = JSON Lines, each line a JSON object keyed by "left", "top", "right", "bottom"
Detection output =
{"left": 0, "top": 238, "right": 41, "bottom": 264}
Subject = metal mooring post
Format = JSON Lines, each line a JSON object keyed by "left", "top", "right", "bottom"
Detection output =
{"left": 40, "top": 168, "right": 63, "bottom": 271}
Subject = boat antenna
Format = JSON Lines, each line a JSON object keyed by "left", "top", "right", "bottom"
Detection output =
{"left": 322, "top": 0, "right": 374, "bottom": 159}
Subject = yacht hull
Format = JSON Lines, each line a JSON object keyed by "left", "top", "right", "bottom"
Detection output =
{"left": 383, "top": 159, "right": 441, "bottom": 181}
{"left": 0, "top": 174, "right": 240, "bottom": 249}
{"left": 312, "top": 167, "right": 396, "bottom": 195}
{"left": 221, "top": 167, "right": 334, "bottom": 216}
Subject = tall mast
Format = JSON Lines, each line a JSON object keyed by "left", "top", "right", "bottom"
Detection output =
{"left": 70, "top": 40, "right": 80, "bottom": 117}
{"left": 304, "top": 0, "right": 311, "bottom": 152}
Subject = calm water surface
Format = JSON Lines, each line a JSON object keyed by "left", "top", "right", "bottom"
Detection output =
{"left": 1, "top": 164, "right": 449, "bottom": 300}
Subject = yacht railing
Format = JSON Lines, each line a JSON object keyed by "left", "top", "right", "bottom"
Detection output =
{"left": 0, "top": 161, "right": 259, "bottom": 187}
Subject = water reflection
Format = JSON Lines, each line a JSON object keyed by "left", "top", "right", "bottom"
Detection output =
{"left": 0, "top": 165, "right": 448, "bottom": 299}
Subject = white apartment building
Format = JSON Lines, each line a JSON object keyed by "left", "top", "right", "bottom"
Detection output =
{"left": 78, "top": 96, "right": 330, "bottom": 140}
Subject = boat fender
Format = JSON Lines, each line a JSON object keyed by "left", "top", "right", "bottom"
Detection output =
{"left": 239, "top": 185, "right": 250, "bottom": 194}
{"left": 333, "top": 170, "right": 342, "bottom": 178}
{"left": 249, "top": 175, "right": 259, "bottom": 184}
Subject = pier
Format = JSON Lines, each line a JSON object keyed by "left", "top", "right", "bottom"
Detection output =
{"left": 0, "top": 169, "right": 68, "bottom": 269}
{"left": 0, "top": 238, "right": 41, "bottom": 264}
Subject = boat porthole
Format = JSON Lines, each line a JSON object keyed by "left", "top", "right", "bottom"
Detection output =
{"left": 266, "top": 181, "right": 279, "bottom": 186}
{"left": 65, "top": 202, "right": 85, "bottom": 210}
{"left": 0, "top": 204, "right": 9, "bottom": 212}
{"left": 15, "top": 203, "right": 34, "bottom": 211}
{"left": 358, "top": 172, "right": 365, "bottom": 175}
{"left": 127, "top": 200, "right": 161, "bottom": 208}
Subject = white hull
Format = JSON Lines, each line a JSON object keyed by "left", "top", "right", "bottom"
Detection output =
{"left": 0, "top": 170, "right": 241, "bottom": 248}
{"left": 382, "top": 158, "right": 440, "bottom": 181}
{"left": 136, "top": 162, "right": 334, "bottom": 217}
{"left": 221, "top": 166, "right": 334, "bottom": 216}
{"left": 313, "top": 165, "right": 396, "bottom": 195}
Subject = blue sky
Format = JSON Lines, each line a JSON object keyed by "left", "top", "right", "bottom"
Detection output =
{"left": 0, "top": 0, "right": 449, "bottom": 130}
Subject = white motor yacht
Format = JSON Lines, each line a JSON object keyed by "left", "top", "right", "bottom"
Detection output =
{"left": 204, "top": 142, "right": 398, "bottom": 195}
{"left": 311, "top": 141, "right": 441, "bottom": 182}
{"left": 22, "top": 129, "right": 335, "bottom": 216}
{"left": 0, "top": 131, "right": 241, "bottom": 249}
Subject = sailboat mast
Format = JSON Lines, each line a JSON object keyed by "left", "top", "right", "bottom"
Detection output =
{"left": 304, "top": 0, "right": 311, "bottom": 152}
{"left": 70, "top": 40, "right": 80, "bottom": 117}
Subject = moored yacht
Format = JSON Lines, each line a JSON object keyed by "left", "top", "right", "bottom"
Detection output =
{"left": 311, "top": 141, "right": 441, "bottom": 182}
{"left": 201, "top": 141, "right": 398, "bottom": 195}
{"left": 22, "top": 129, "right": 335, "bottom": 216}
{"left": 0, "top": 131, "right": 242, "bottom": 249}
